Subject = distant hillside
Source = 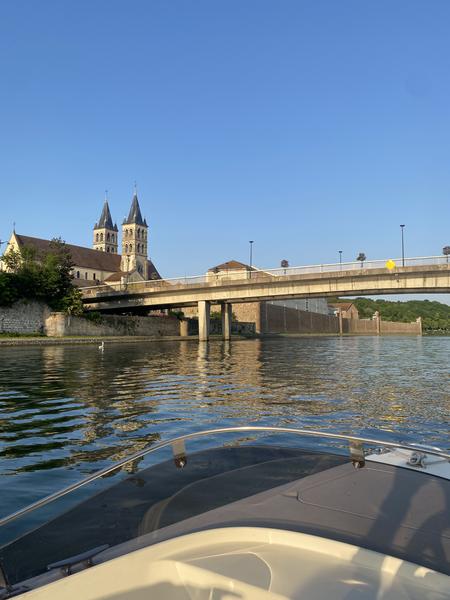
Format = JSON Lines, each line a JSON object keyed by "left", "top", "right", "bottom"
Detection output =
{"left": 333, "top": 298, "right": 450, "bottom": 333}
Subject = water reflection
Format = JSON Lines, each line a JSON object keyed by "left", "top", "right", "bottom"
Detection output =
{"left": 0, "top": 336, "right": 449, "bottom": 516}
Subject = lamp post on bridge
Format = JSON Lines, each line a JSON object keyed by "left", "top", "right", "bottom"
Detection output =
{"left": 400, "top": 224, "right": 405, "bottom": 267}
{"left": 249, "top": 240, "right": 254, "bottom": 278}
{"left": 249, "top": 240, "right": 254, "bottom": 268}
{"left": 338, "top": 250, "right": 342, "bottom": 270}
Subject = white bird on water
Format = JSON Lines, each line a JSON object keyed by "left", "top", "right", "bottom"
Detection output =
{"left": 99, "top": 341, "right": 105, "bottom": 351}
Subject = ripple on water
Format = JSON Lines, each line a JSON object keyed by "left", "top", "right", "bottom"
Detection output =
{"left": 0, "top": 337, "right": 448, "bottom": 516}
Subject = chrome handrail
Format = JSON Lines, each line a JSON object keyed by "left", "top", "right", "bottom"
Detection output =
{"left": 1, "top": 426, "right": 448, "bottom": 528}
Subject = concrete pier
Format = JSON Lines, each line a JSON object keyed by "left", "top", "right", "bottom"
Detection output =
{"left": 221, "top": 303, "right": 232, "bottom": 340}
{"left": 198, "top": 300, "right": 210, "bottom": 341}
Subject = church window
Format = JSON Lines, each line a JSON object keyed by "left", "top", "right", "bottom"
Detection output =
{"left": 137, "top": 263, "right": 143, "bottom": 274}
{"left": 76, "top": 271, "right": 80, "bottom": 278}
{"left": 137, "top": 229, "right": 141, "bottom": 238}
{"left": 93, "top": 273, "right": 96, "bottom": 280}
{"left": 129, "top": 244, "right": 133, "bottom": 252}
{"left": 107, "top": 232, "right": 110, "bottom": 241}
{"left": 125, "top": 244, "right": 128, "bottom": 253}
{"left": 111, "top": 234, "right": 114, "bottom": 243}
{"left": 85, "top": 272, "right": 88, "bottom": 280}
{"left": 100, "top": 233, "right": 103, "bottom": 242}
{"left": 107, "top": 247, "right": 110, "bottom": 253}
{"left": 96, "top": 233, "right": 99, "bottom": 242}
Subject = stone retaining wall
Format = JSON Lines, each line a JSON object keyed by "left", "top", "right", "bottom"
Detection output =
{"left": 45, "top": 313, "right": 180, "bottom": 337}
{"left": 0, "top": 301, "right": 50, "bottom": 334}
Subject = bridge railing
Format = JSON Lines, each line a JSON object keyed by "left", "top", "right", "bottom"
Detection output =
{"left": 81, "top": 255, "right": 449, "bottom": 298}
{"left": 264, "top": 255, "right": 449, "bottom": 277}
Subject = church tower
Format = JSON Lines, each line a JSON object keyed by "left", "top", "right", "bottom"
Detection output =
{"left": 93, "top": 196, "right": 118, "bottom": 253}
{"left": 121, "top": 189, "right": 148, "bottom": 278}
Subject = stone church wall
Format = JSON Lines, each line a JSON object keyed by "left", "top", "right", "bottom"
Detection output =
{"left": 0, "top": 301, "right": 50, "bottom": 334}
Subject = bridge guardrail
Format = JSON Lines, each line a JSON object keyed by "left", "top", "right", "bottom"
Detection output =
{"left": 81, "top": 255, "right": 449, "bottom": 298}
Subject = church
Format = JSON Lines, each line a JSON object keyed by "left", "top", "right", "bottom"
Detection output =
{"left": 2, "top": 191, "right": 161, "bottom": 286}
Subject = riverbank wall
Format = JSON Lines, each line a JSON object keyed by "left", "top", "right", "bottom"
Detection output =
{"left": 260, "top": 303, "right": 338, "bottom": 334}
{"left": 0, "top": 300, "right": 50, "bottom": 334}
{"left": 0, "top": 301, "right": 180, "bottom": 337}
{"left": 344, "top": 318, "right": 422, "bottom": 335}
{"left": 0, "top": 300, "right": 422, "bottom": 339}
{"left": 259, "top": 303, "right": 421, "bottom": 335}
{"left": 45, "top": 312, "right": 180, "bottom": 337}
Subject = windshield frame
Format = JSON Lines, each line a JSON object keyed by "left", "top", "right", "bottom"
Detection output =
{"left": 1, "top": 425, "right": 449, "bottom": 529}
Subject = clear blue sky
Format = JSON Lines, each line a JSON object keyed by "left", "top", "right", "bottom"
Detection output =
{"left": 1, "top": 1, "right": 449, "bottom": 295}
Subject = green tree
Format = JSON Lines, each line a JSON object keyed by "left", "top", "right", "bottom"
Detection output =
{"left": 356, "top": 252, "right": 366, "bottom": 268}
{"left": 0, "top": 238, "right": 83, "bottom": 313}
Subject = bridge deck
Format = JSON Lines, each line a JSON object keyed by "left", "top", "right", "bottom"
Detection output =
{"left": 81, "top": 261, "right": 450, "bottom": 312}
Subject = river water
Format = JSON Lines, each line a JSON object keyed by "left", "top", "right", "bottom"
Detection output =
{"left": 0, "top": 336, "right": 449, "bottom": 518}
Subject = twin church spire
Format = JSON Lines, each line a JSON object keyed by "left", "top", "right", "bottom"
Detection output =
{"left": 93, "top": 189, "right": 149, "bottom": 278}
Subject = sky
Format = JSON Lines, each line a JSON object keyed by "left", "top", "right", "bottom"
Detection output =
{"left": 0, "top": 1, "right": 449, "bottom": 304}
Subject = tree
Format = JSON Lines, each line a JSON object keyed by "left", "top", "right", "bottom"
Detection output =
{"left": 356, "top": 252, "right": 366, "bottom": 268}
{"left": 280, "top": 259, "right": 289, "bottom": 275}
{"left": 0, "top": 238, "right": 82, "bottom": 313}
{"left": 443, "top": 246, "right": 450, "bottom": 264}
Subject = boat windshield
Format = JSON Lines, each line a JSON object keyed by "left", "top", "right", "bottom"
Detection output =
{"left": 0, "top": 426, "right": 449, "bottom": 594}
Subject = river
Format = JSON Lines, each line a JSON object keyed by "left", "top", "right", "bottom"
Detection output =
{"left": 0, "top": 335, "right": 449, "bottom": 518}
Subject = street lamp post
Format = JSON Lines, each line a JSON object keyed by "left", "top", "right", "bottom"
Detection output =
{"left": 248, "top": 240, "right": 254, "bottom": 280}
{"left": 400, "top": 224, "right": 405, "bottom": 267}
{"left": 338, "top": 250, "right": 342, "bottom": 270}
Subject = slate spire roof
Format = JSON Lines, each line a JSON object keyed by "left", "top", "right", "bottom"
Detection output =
{"left": 95, "top": 200, "right": 118, "bottom": 231}
{"left": 123, "top": 191, "right": 147, "bottom": 226}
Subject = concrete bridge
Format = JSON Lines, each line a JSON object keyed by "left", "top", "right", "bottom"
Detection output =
{"left": 82, "top": 256, "right": 450, "bottom": 340}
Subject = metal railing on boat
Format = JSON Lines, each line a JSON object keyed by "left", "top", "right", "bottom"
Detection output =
{"left": 1, "top": 426, "right": 449, "bottom": 528}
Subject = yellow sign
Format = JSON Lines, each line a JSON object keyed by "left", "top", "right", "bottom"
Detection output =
{"left": 385, "top": 259, "right": 396, "bottom": 271}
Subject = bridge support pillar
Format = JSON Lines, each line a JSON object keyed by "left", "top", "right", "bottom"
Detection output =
{"left": 198, "top": 300, "right": 210, "bottom": 342}
{"left": 221, "top": 303, "right": 232, "bottom": 340}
